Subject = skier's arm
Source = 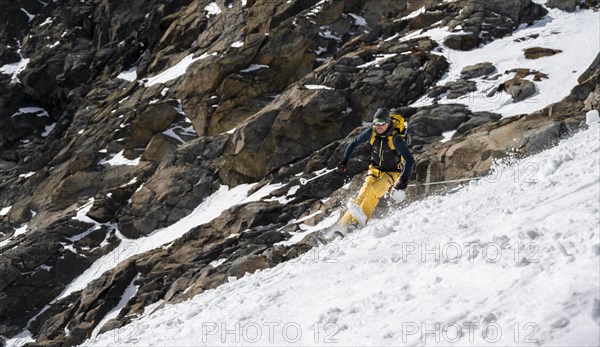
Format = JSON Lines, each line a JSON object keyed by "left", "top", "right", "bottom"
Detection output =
{"left": 393, "top": 135, "right": 415, "bottom": 181}
{"left": 343, "top": 128, "right": 373, "bottom": 161}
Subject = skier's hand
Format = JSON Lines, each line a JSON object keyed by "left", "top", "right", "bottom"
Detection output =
{"left": 337, "top": 159, "right": 348, "bottom": 173}
{"left": 391, "top": 189, "right": 406, "bottom": 203}
{"left": 394, "top": 179, "right": 408, "bottom": 190}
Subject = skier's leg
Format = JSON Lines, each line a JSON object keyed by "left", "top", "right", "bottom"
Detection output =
{"left": 339, "top": 210, "right": 356, "bottom": 226}
{"left": 339, "top": 174, "right": 377, "bottom": 226}
{"left": 359, "top": 172, "right": 400, "bottom": 222}
{"left": 353, "top": 174, "right": 377, "bottom": 205}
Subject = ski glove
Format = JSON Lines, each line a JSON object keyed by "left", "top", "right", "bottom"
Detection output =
{"left": 390, "top": 189, "right": 406, "bottom": 203}
{"left": 394, "top": 179, "right": 408, "bottom": 190}
{"left": 337, "top": 159, "right": 348, "bottom": 173}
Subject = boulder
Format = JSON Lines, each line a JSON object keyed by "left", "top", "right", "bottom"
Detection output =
{"left": 480, "top": 0, "right": 547, "bottom": 24}
{"left": 456, "top": 112, "right": 502, "bottom": 134}
{"left": 524, "top": 47, "right": 563, "bottom": 59}
{"left": 227, "top": 255, "right": 275, "bottom": 279}
{"left": 408, "top": 11, "right": 446, "bottom": 30}
{"left": 446, "top": 80, "right": 477, "bottom": 99}
{"left": 443, "top": 34, "right": 479, "bottom": 51}
{"left": 503, "top": 78, "right": 537, "bottom": 102}
{"left": 547, "top": 0, "right": 578, "bottom": 11}
{"left": 505, "top": 68, "right": 549, "bottom": 81}
{"left": 410, "top": 104, "right": 472, "bottom": 138}
{"left": 461, "top": 62, "right": 497, "bottom": 79}
{"left": 427, "top": 80, "right": 477, "bottom": 99}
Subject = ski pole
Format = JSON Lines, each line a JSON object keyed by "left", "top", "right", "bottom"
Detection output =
{"left": 387, "top": 176, "right": 485, "bottom": 203}
{"left": 299, "top": 168, "right": 338, "bottom": 185}
{"left": 407, "top": 176, "right": 485, "bottom": 187}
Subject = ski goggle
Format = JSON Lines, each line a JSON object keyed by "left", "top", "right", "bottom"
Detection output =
{"left": 373, "top": 120, "right": 387, "bottom": 126}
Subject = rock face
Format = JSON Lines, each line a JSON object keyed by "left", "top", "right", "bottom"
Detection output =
{"left": 0, "top": 0, "right": 597, "bottom": 346}
{"left": 440, "top": 0, "right": 547, "bottom": 51}
{"left": 219, "top": 41, "right": 449, "bottom": 185}
{"left": 409, "top": 104, "right": 474, "bottom": 144}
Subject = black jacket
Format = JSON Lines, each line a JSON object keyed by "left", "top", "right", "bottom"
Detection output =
{"left": 343, "top": 126, "right": 415, "bottom": 181}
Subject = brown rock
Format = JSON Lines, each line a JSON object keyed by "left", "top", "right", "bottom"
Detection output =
{"left": 129, "top": 102, "right": 179, "bottom": 148}
{"left": 505, "top": 68, "right": 548, "bottom": 80}
{"left": 219, "top": 85, "right": 349, "bottom": 185}
{"left": 408, "top": 11, "right": 446, "bottom": 30}
{"left": 443, "top": 34, "right": 479, "bottom": 51}
{"left": 584, "top": 85, "right": 600, "bottom": 111}
{"left": 502, "top": 78, "right": 537, "bottom": 102}
{"left": 141, "top": 133, "right": 178, "bottom": 163}
{"left": 68, "top": 150, "right": 98, "bottom": 174}
{"left": 227, "top": 255, "right": 275, "bottom": 279}
{"left": 524, "top": 47, "right": 562, "bottom": 59}
{"left": 461, "top": 62, "right": 497, "bottom": 79}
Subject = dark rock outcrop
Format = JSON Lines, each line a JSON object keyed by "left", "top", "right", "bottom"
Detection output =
{"left": 442, "top": 0, "right": 547, "bottom": 50}
{"left": 444, "top": 34, "right": 480, "bottom": 51}
{"left": 410, "top": 104, "right": 472, "bottom": 141}
{"left": 547, "top": 0, "right": 578, "bottom": 12}
{"left": 461, "top": 62, "right": 497, "bottom": 79}
{"left": 502, "top": 78, "right": 537, "bottom": 102}
{"left": 428, "top": 80, "right": 477, "bottom": 99}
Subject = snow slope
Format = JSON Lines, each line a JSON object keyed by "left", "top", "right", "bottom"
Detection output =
{"left": 82, "top": 122, "right": 600, "bottom": 346}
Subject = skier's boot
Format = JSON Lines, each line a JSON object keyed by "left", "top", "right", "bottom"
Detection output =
{"left": 346, "top": 201, "right": 367, "bottom": 227}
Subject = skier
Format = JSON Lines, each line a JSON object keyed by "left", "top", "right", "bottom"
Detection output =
{"left": 337, "top": 107, "right": 415, "bottom": 228}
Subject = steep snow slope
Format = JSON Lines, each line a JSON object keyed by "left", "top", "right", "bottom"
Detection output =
{"left": 82, "top": 122, "right": 600, "bottom": 346}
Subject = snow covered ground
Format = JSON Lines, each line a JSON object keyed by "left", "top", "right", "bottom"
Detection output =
{"left": 82, "top": 121, "right": 599, "bottom": 346}
{"left": 403, "top": 7, "right": 600, "bottom": 117}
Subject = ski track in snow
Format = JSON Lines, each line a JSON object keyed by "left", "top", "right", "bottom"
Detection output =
{"left": 83, "top": 124, "right": 600, "bottom": 346}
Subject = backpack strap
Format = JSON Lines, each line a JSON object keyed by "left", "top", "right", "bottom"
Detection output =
{"left": 369, "top": 128, "right": 380, "bottom": 146}
{"left": 388, "top": 129, "right": 398, "bottom": 151}
{"left": 369, "top": 126, "right": 404, "bottom": 151}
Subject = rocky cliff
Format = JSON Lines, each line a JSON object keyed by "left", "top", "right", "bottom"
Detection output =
{"left": 0, "top": 0, "right": 598, "bottom": 345}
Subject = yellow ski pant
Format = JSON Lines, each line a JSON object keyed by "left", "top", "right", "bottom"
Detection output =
{"left": 340, "top": 166, "right": 400, "bottom": 226}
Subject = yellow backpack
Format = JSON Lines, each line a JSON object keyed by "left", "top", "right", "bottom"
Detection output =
{"left": 369, "top": 113, "right": 411, "bottom": 150}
